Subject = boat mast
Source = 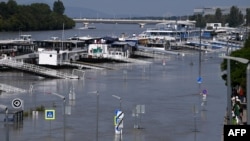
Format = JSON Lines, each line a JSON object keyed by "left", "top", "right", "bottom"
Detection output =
{"left": 62, "top": 23, "right": 65, "bottom": 50}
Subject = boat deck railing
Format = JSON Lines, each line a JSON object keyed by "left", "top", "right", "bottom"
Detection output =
{"left": 62, "top": 61, "right": 104, "bottom": 70}
{"left": 0, "top": 48, "right": 17, "bottom": 52}
{"left": 0, "top": 58, "right": 79, "bottom": 79}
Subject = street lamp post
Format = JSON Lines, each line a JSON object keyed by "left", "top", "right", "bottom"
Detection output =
{"left": 199, "top": 16, "right": 202, "bottom": 87}
{"left": 247, "top": 63, "right": 250, "bottom": 124}
{"left": 48, "top": 92, "right": 66, "bottom": 141}
{"left": 112, "top": 95, "right": 122, "bottom": 110}
{"left": 226, "top": 41, "right": 232, "bottom": 124}
{"left": 89, "top": 91, "right": 99, "bottom": 141}
{"left": 219, "top": 55, "right": 250, "bottom": 124}
{"left": 31, "top": 86, "right": 67, "bottom": 141}
{"left": 0, "top": 104, "right": 9, "bottom": 141}
{"left": 112, "top": 95, "right": 122, "bottom": 141}
{"left": 63, "top": 97, "right": 66, "bottom": 141}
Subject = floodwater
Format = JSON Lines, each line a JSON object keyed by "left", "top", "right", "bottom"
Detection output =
{"left": 0, "top": 24, "right": 227, "bottom": 141}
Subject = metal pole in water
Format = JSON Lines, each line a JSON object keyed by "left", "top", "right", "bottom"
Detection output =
{"left": 89, "top": 91, "right": 100, "bottom": 141}
{"left": 0, "top": 105, "right": 9, "bottom": 141}
{"left": 96, "top": 92, "right": 99, "bottom": 141}
{"left": 6, "top": 107, "right": 9, "bottom": 141}
{"left": 63, "top": 97, "right": 66, "bottom": 141}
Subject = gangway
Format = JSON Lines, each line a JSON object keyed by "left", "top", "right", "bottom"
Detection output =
{"left": 137, "top": 45, "right": 182, "bottom": 55}
{"left": 106, "top": 54, "right": 152, "bottom": 64}
{"left": 0, "top": 83, "right": 27, "bottom": 93}
{"left": 0, "top": 58, "right": 79, "bottom": 79}
{"left": 133, "top": 51, "right": 171, "bottom": 59}
{"left": 62, "top": 61, "right": 105, "bottom": 70}
{"left": 122, "top": 57, "right": 152, "bottom": 64}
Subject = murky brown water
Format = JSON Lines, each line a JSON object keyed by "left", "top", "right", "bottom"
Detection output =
{"left": 0, "top": 51, "right": 227, "bottom": 141}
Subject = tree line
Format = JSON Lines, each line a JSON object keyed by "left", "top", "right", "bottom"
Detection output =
{"left": 0, "top": 0, "right": 75, "bottom": 31}
{"left": 220, "top": 34, "right": 250, "bottom": 97}
{"left": 189, "top": 6, "right": 250, "bottom": 28}
{"left": 132, "top": 6, "right": 250, "bottom": 28}
{"left": 1, "top": 1, "right": 249, "bottom": 31}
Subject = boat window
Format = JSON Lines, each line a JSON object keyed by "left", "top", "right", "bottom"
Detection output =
{"left": 151, "top": 32, "right": 157, "bottom": 36}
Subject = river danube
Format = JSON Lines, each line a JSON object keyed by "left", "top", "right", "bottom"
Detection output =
{"left": 0, "top": 23, "right": 150, "bottom": 40}
{"left": 0, "top": 23, "right": 226, "bottom": 141}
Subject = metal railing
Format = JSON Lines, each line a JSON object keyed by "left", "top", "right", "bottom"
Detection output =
{"left": 0, "top": 83, "right": 27, "bottom": 93}
{"left": 0, "top": 58, "right": 79, "bottom": 79}
{"left": 134, "top": 51, "right": 171, "bottom": 59}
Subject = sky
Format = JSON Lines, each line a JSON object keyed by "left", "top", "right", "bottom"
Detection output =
{"left": 3, "top": 0, "right": 250, "bottom": 17}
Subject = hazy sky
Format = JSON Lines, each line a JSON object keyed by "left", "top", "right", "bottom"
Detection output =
{"left": 7, "top": 0, "right": 250, "bottom": 16}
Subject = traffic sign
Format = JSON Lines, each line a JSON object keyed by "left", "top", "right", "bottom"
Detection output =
{"left": 12, "top": 98, "right": 22, "bottom": 109}
{"left": 162, "top": 59, "right": 166, "bottom": 66}
{"left": 114, "top": 110, "right": 124, "bottom": 134}
{"left": 202, "top": 89, "right": 208, "bottom": 95}
{"left": 45, "top": 109, "right": 55, "bottom": 120}
{"left": 116, "top": 110, "right": 124, "bottom": 119}
{"left": 197, "top": 77, "right": 202, "bottom": 84}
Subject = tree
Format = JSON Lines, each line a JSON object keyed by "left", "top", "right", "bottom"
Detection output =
{"left": 227, "top": 6, "right": 244, "bottom": 27}
{"left": 7, "top": 0, "right": 18, "bottom": 15}
{"left": 0, "top": 1, "right": 74, "bottom": 31}
{"left": 53, "top": 0, "right": 65, "bottom": 15}
{"left": 215, "top": 8, "right": 222, "bottom": 23}
{"left": 195, "top": 14, "right": 206, "bottom": 28}
{"left": 246, "top": 8, "right": 250, "bottom": 26}
{"left": 221, "top": 34, "right": 250, "bottom": 94}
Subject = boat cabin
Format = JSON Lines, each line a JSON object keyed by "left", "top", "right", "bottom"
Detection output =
{"left": 0, "top": 35, "right": 35, "bottom": 56}
{"left": 138, "top": 21, "right": 200, "bottom": 41}
{"left": 36, "top": 39, "right": 87, "bottom": 66}
{"left": 87, "top": 43, "right": 108, "bottom": 58}
{"left": 108, "top": 41, "right": 135, "bottom": 58}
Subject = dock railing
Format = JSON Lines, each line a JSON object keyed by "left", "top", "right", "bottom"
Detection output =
{"left": 0, "top": 57, "right": 79, "bottom": 79}
{"left": 0, "top": 83, "right": 27, "bottom": 93}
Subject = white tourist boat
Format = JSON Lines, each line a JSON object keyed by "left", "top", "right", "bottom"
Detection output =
{"left": 0, "top": 34, "right": 34, "bottom": 44}
{"left": 137, "top": 20, "right": 200, "bottom": 42}
{"left": 0, "top": 34, "right": 36, "bottom": 57}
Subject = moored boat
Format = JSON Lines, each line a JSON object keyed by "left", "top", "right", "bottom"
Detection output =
{"left": 0, "top": 34, "right": 36, "bottom": 57}
{"left": 137, "top": 20, "right": 200, "bottom": 42}
{"left": 35, "top": 37, "right": 87, "bottom": 66}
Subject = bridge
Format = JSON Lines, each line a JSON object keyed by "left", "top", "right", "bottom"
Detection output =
{"left": 73, "top": 18, "right": 196, "bottom": 28}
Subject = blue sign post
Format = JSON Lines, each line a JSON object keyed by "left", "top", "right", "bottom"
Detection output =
{"left": 202, "top": 89, "right": 207, "bottom": 95}
{"left": 201, "top": 89, "right": 207, "bottom": 109}
{"left": 114, "top": 110, "right": 124, "bottom": 134}
{"left": 45, "top": 109, "right": 55, "bottom": 120}
{"left": 114, "top": 110, "right": 124, "bottom": 141}
{"left": 197, "top": 77, "right": 202, "bottom": 84}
